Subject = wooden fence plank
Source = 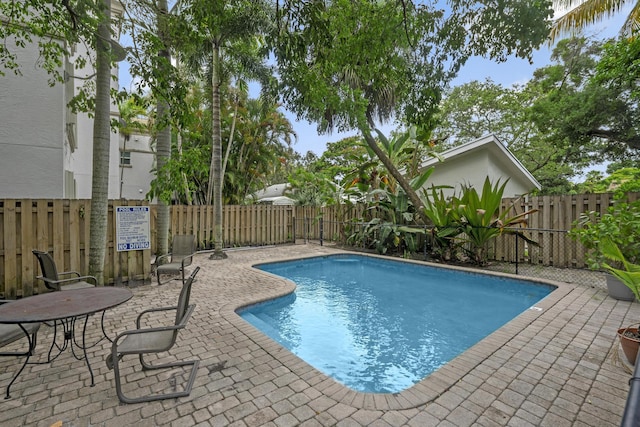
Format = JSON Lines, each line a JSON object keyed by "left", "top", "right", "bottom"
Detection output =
{"left": 69, "top": 200, "right": 81, "bottom": 273}
{"left": 82, "top": 200, "right": 91, "bottom": 273}
{"left": 20, "top": 200, "right": 34, "bottom": 297}
{"left": 52, "top": 200, "right": 64, "bottom": 271}
{"left": 4, "top": 200, "right": 17, "bottom": 298}
{"left": 35, "top": 200, "right": 49, "bottom": 294}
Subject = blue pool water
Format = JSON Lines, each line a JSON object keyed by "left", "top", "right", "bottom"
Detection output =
{"left": 239, "top": 254, "right": 555, "bottom": 393}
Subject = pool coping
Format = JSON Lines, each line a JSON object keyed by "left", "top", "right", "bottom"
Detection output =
{"left": 219, "top": 250, "right": 575, "bottom": 411}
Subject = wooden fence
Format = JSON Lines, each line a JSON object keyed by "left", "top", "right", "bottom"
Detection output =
{"left": 2, "top": 192, "right": 638, "bottom": 298}
{"left": 294, "top": 192, "right": 640, "bottom": 269}
{"left": 163, "top": 204, "right": 294, "bottom": 251}
{"left": 1, "top": 200, "right": 294, "bottom": 298}
{"left": 493, "top": 192, "right": 639, "bottom": 268}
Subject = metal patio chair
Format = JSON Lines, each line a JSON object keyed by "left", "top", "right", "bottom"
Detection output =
{"left": 0, "top": 300, "right": 41, "bottom": 399}
{"left": 32, "top": 249, "right": 114, "bottom": 348}
{"left": 154, "top": 234, "right": 196, "bottom": 286}
{"left": 32, "top": 250, "right": 97, "bottom": 291}
{"left": 106, "top": 266, "right": 200, "bottom": 404}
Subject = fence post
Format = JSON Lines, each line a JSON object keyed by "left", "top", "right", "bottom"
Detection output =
{"left": 305, "top": 217, "right": 309, "bottom": 244}
{"left": 423, "top": 225, "right": 427, "bottom": 261}
{"left": 515, "top": 233, "right": 519, "bottom": 275}
{"left": 319, "top": 217, "right": 324, "bottom": 246}
{"left": 292, "top": 216, "right": 296, "bottom": 244}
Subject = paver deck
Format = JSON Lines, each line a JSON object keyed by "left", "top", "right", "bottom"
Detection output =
{"left": 0, "top": 244, "right": 636, "bottom": 426}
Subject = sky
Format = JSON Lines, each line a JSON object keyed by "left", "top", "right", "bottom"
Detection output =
{"left": 118, "top": 3, "right": 632, "bottom": 157}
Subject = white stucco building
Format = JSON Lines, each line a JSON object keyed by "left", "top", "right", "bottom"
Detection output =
{"left": 419, "top": 134, "right": 541, "bottom": 198}
{"left": 0, "top": 1, "right": 155, "bottom": 200}
{"left": 118, "top": 130, "right": 155, "bottom": 200}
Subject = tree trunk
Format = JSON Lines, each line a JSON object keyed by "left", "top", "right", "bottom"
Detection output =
{"left": 221, "top": 101, "right": 238, "bottom": 180}
{"left": 88, "top": 0, "right": 112, "bottom": 285}
{"left": 156, "top": 103, "right": 171, "bottom": 257}
{"left": 209, "top": 40, "right": 226, "bottom": 259}
{"left": 360, "top": 128, "right": 429, "bottom": 225}
{"left": 177, "top": 132, "right": 192, "bottom": 205}
{"left": 155, "top": 0, "right": 171, "bottom": 258}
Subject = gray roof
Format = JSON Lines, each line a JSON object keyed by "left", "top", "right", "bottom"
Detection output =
{"left": 420, "top": 134, "right": 541, "bottom": 190}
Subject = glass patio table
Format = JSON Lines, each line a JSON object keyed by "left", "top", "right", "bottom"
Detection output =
{"left": 0, "top": 287, "right": 132, "bottom": 398}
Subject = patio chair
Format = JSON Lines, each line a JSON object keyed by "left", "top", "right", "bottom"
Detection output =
{"left": 106, "top": 266, "right": 200, "bottom": 404}
{"left": 32, "top": 249, "right": 111, "bottom": 345}
{"left": 32, "top": 250, "right": 97, "bottom": 291}
{"left": 0, "top": 300, "right": 40, "bottom": 399}
{"left": 155, "top": 234, "right": 196, "bottom": 286}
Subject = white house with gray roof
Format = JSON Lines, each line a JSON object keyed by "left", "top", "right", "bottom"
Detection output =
{"left": 419, "top": 134, "right": 540, "bottom": 198}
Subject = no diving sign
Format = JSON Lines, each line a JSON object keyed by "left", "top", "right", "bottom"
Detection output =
{"left": 116, "top": 206, "right": 151, "bottom": 252}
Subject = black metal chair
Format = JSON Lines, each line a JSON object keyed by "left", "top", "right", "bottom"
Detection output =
{"left": 0, "top": 300, "right": 40, "bottom": 399}
{"left": 106, "top": 266, "right": 200, "bottom": 403}
{"left": 32, "top": 249, "right": 111, "bottom": 347}
{"left": 32, "top": 250, "right": 97, "bottom": 291}
{"left": 155, "top": 235, "right": 196, "bottom": 286}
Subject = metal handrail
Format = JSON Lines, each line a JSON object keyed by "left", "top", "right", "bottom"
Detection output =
{"left": 621, "top": 349, "right": 640, "bottom": 427}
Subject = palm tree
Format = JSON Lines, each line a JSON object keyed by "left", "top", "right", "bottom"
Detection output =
{"left": 88, "top": 0, "right": 114, "bottom": 285}
{"left": 120, "top": 0, "right": 192, "bottom": 258}
{"left": 155, "top": 0, "right": 172, "bottom": 259}
{"left": 550, "top": 0, "right": 640, "bottom": 42}
{"left": 175, "top": 0, "right": 274, "bottom": 259}
{"left": 224, "top": 97, "right": 296, "bottom": 204}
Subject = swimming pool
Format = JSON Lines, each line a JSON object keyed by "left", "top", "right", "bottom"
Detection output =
{"left": 239, "top": 254, "right": 556, "bottom": 393}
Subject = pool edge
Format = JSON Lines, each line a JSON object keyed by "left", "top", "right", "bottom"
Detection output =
{"left": 220, "top": 247, "right": 575, "bottom": 411}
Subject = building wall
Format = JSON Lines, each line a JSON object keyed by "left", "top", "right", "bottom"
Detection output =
{"left": 0, "top": 33, "right": 123, "bottom": 199}
{"left": 486, "top": 151, "right": 534, "bottom": 197}
{"left": 119, "top": 132, "right": 156, "bottom": 200}
{"left": 423, "top": 149, "right": 533, "bottom": 199}
{"left": 0, "top": 40, "right": 66, "bottom": 198}
{"left": 65, "top": 45, "right": 122, "bottom": 199}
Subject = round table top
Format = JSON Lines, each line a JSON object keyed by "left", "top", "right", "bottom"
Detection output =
{"left": 0, "top": 287, "right": 133, "bottom": 323}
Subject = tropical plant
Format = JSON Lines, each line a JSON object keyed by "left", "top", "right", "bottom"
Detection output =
{"left": 449, "top": 178, "right": 538, "bottom": 266}
{"left": 172, "top": 0, "right": 275, "bottom": 259}
{"left": 570, "top": 198, "right": 640, "bottom": 270}
{"left": 224, "top": 97, "right": 296, "bottom": 204}
{"left": 550, "top": 0, "right": 640, "bottom": 42}
{"left": 88, "top": 0, "right": 125, "bottom": 284}
{"left": 361, "top": 218, "right": 423, "bottom": 256}
{"left": 154, "top": 0, "right": 173, "bottom": 259}
{"left": 286, "top": 169, "right": 328, "bottom": 207}
{"left": 356, "top": 184, "right": 425, "bottom": 255}
{"left": 601, "top": 238, "right": 640, "bottom": 301}
{"left": 121, "top": 0, "right": 191, "bottom": 258}
{"left": 421, "top": 186, "right": 463, "bottom": 261}
{"left": 349, "top": 163, "right": 434, "bottom": 256}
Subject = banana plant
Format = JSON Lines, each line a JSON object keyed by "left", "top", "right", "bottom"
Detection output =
{"left": 352, "top": 166, "right": 434, "bottom": 255}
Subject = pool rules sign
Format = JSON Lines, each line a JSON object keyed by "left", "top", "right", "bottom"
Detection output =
{"left": 115, "top": 206, "right": 151, "bottom": 252}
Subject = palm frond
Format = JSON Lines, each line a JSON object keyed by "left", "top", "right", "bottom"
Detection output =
{"left": 550, "top": 0, "right": 634, "bottom": 42}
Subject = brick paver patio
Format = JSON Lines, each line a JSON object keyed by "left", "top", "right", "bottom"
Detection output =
{"left": 0, "top": 244, "right": 635, "bottom": 426}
